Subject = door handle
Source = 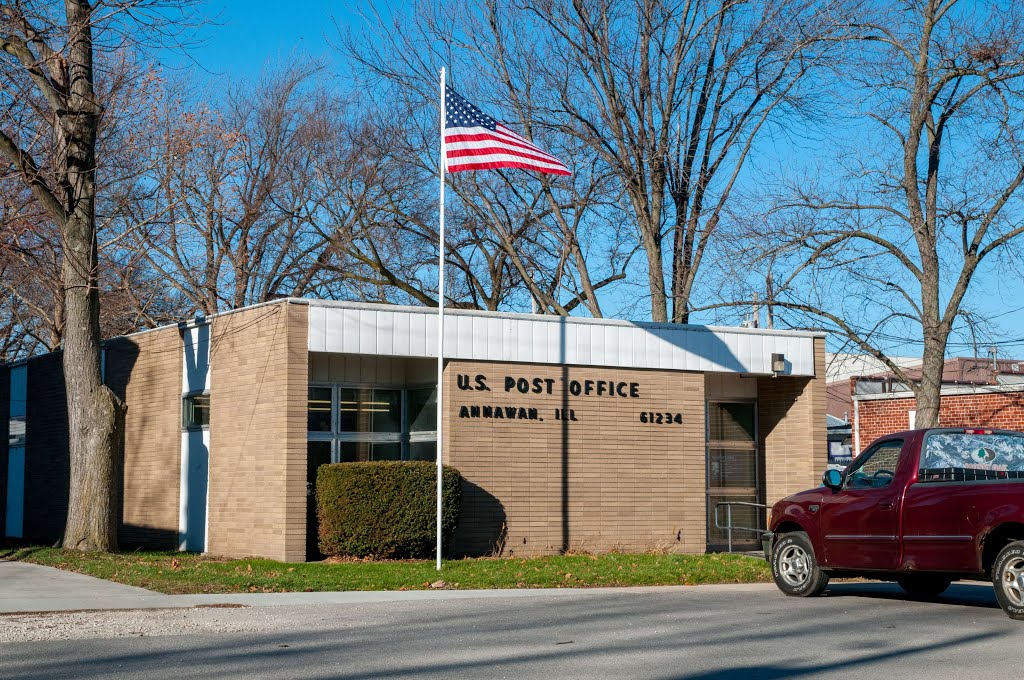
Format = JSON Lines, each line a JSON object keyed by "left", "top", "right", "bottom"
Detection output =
{"left": 879, "top": 501, "right": 894, "bottom": 510}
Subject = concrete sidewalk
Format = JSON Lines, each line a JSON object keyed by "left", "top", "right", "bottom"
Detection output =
{"left": 0, "top": 561, "right": 773, "bottom": 613}
{"left": 0, "top": 561, "right": 177, "bottom": 613}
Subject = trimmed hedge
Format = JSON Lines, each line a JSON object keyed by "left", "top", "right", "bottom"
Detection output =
{"left": 317, "top": 461, "right": 462, "bottom": 559}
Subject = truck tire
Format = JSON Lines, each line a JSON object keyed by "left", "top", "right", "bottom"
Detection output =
{"left": 897, "top": 574, "right": 952, "bottom": 599}
{"left": 771, "top": 531, "right": 829, "bottom": 597}
{"left": 992, "top": 540, "right": 1024, "bottom": 621}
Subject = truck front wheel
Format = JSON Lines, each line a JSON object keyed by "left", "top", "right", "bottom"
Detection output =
{"left": 771, "top": 531, "right": 829, "bottom": 597}
{"left": 993, "top": 540, "right": 1024, "bottom": 620}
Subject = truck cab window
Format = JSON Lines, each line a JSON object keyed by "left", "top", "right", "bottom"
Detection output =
{"left": 847, "top": 440, "right": 904, "bottom": 489}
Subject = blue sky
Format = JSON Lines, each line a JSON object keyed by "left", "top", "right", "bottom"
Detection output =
{"left": 174, "top": 1, "right": 378, "bottom": 78}
{"left": 171, "top": 1, "right": 1024, "bottom": 359}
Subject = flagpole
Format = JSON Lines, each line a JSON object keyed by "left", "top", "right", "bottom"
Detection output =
{"left": 435, "top": 67, "right": 446, "bottom": 572}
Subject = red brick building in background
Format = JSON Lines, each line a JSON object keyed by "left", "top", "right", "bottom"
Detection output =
{"left": 852, "top": 357, "right": 1024, "bottom": 453}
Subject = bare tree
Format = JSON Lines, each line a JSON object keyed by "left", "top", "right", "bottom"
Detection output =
{"left": 522, "top": 0, "right": 854, "bottom": 322}
{"left": 0, "top": 53, "right": 179, "bottom": 353}
{"left": 0, "top": 186, "right": 57, "bottom": 357}
{"left": 124, "top": 65, "right": 339, "bottom": 315}
{"left": 336, "top": 0, "right": 629, "bottom": 315}
{"left": 0, "top": 1, "right": 196, "bottom": 550}
{"left": 449, "top": 166, "right": 628, "bottom": 315}
{"left": 717, "top": 0, "right": 1024, "bottom": 428}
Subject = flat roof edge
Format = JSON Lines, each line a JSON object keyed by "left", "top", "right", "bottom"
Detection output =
{"left": 1, "top": 298, "right": 307, "bottom": 368}
{"left": 303, "top": 298, "right": 826, "bottom": 340}
{"left": 854, "top": 382, "right": 1024, "bottom": 400}
{"left": 1, "top": 297, "right": 824, "bottom": 370}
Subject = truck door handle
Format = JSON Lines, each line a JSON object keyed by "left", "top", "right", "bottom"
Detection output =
{"left": 880, "top": 501, "right": 894, "bottom": 510}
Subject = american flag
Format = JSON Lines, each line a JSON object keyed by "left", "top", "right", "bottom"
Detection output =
{"left": 444, "top": 89, "right": 570, "bottom": 176}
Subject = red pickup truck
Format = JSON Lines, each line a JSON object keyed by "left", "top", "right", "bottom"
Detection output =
{"left": 763, "top": 428, "right": 1024, "bottom": 620}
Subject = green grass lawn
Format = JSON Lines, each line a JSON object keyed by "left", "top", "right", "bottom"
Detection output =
{"left": 0, "top": 546, "right": 770, "bottom": 594}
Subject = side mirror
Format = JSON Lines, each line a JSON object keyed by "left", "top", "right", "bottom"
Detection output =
{"left": 822, "top": 468, "right": 843, "bottom": 491}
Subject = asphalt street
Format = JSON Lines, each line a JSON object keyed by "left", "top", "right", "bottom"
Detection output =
{"left": 0, "top": 580, "right": 1019, "bottom": 679}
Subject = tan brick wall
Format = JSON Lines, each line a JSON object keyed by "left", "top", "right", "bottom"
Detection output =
{"left": 759, "top": 337, "right": 827, "bottom": 506}
{"left": 106, "top": 327, "right": 184, "bottom": 547}
{"left": 207, "top": 301, "right": 308, "bottom": 562}
{"left": 444, "top": 361, "right": 706, "bottom": 556}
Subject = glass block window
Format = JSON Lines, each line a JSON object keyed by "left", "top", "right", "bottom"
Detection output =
{"left": 8, "top": 415, "right": 25, "bottom": 448}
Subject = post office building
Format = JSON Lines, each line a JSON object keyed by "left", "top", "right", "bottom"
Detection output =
{"left": 1, "top": 299, "right": 826, "bottom": 561}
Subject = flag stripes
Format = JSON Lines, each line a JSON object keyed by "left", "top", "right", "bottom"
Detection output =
{"left": 443, "top": 90, "right": 570, "bottom": 176}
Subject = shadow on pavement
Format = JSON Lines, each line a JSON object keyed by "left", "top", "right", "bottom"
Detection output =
{"left": 0, "top": 584, "right": 1015, "bottom": 680}
{"left": 669, "top": 629, "right": 1002, "bottom": 679}
{"left": 821, "top": 580, "right": 999, "bottom": 610}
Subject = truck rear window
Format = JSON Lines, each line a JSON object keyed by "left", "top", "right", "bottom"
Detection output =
{"left": 920, "top": 432, "right": 1024, "bottom": 481}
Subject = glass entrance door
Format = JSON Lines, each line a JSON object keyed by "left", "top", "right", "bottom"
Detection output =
{"left": 706, "top": 401, "right": 762, "bottom": 550}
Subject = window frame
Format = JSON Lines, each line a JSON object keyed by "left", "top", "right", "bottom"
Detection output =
{"left": 181, "top": 391, "right": 211, "bottom": 431}
{"left": 705, "top": 399, "right": 762, "bottom": 547}
{"left": 307, "top": 381, "right": 437, "bottom": 463}
{"left": 844, "top": 438, "right": 904, "bottom": 489}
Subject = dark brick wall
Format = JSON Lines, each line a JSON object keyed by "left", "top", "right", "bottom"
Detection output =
{"left": 11, "top": 329, "right": 183, "bottom": 549}
{"left": 23, "top": 353, "right": 69, "bottom": 543}
{"left": 0, "top": 365, "right": 9, "bottom": 534}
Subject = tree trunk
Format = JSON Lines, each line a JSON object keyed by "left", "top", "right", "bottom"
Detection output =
{"left": 60, "top": 214, "right": 125, "bottom": 550}
{"left": 59, "top": 0, "right": 125, "bottom": 551}
{"left": 637, "top": 200, "right": 667, "bottom": 322}
{"left": 914, "top": 326, "right": 947, "bottom": 429}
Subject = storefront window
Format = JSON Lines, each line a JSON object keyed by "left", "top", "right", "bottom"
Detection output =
{"left": 308, "top": 387, "right": 332, "bottom": 432}
{"left": 337, "top": 387, "right": 361, "bottom": 432}
{"left": 310, "top": 384, "right": 436, "bottom": 462}
{"left": 337, "top": 441, "right": 360, "bottom": 463}
{"left": 408, "top": 441, "right": 436, "bottom": 461}
{"left": 408, "top": 387, "right": 437, "bottom": 432}
{"left": 337, "top": 388, "right": 402, "bottom": 433}
{"left": 335, "top": 441, "right": 408, "bottom": 463}
{"left": 370, "top": 390, "right": 402, "bottom": 433}
{"left": 371, "top": 442, "right": 402, "bottom": 461}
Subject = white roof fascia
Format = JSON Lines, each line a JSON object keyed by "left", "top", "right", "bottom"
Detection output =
{"left": 307, "top": 300, "right": 821, "bottom": 377}
{"left": 853, "top": 382, "right": 1024, "bottom": 401}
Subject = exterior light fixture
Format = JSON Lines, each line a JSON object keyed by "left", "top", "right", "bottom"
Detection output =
{"left": 771, "top": 353, "right": 786, "bottom": 376}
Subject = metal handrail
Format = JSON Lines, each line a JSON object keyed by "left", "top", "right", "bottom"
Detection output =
{"left": 714, "top": 501, "right": 770, "bottom": 553}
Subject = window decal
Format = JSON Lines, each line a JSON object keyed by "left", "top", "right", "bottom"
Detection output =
{"left": 921, "top": 433, "right": 1024, "bottom": 481}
